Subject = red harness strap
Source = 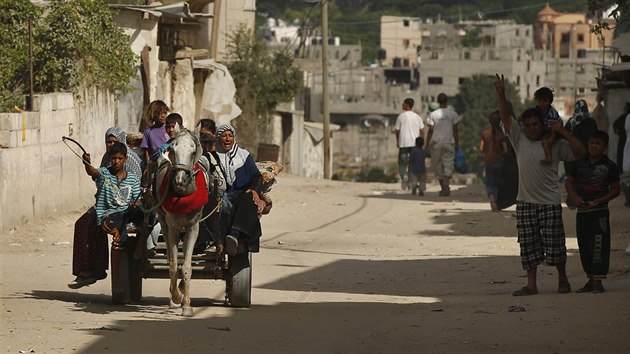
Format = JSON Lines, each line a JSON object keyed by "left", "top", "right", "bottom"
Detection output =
{"left": 159, "top": 163, "right": 208, "bottom": 214}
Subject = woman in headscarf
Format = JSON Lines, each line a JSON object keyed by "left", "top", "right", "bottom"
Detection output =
{"left": 566, "top": 99, "right": 598, "bottom": 149}
{"left": 215, "top": 124, "right": 265, "bottom": 256}
{"left": 68, "top": 126, "right": 143, "bottom": 289}
{"left": 100, "top": 126, "right": 143, "bottom": 179}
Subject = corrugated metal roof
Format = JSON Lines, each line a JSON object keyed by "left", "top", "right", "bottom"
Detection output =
{"left": 109, "top": 1, "right": 213, "bottom": 19}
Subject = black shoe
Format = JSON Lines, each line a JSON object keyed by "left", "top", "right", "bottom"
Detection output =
{"left": 575, "top": 280, "right": 593, "bottom": 293}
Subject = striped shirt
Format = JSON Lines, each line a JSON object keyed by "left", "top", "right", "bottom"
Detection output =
{"left": 94, "top": 167, "right": 140, "bottom": 225}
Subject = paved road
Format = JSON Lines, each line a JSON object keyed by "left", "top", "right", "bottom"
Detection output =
{"left": 2, "top": 175, "right": 629, "bottom": 353}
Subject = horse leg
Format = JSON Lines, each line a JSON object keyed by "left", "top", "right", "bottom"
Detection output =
{"left": 165, "top": 224, "right": 183, "bottom": 308}
{"left": 179, "top": 223, "right": 200, "bottom": 317}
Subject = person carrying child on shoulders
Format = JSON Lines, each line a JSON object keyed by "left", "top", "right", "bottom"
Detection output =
{"left": 565, "top": 130, "right": 620, "bottom": 293}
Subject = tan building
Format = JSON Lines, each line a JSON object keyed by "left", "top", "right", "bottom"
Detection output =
{"left": 379, "top": 15, "right": 423, "bottom": 67}
{"left": 534, "top": 3, "right": 613, "bottom": 59}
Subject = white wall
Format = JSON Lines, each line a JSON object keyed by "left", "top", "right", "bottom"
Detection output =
{"left": 0, "top": 90, "right": 115, "bottom": 233}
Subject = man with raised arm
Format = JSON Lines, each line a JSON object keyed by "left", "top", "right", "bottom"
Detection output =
{"left": 494, "top": 74, "right": 585, "bottom": 296}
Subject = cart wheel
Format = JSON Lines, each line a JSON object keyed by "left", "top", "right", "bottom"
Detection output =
{"left": 111, "top": 248, "right": 130, "bottom": 305}
{"left": 226, "top": 252, "right": 252, "bottom": 308}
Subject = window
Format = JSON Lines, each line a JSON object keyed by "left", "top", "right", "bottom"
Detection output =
{"left": 403, "top": 39, "right": 410, "bottom": 49}
{"left": 428, "top": 77, "right": 443, "bottom": 85}
{"left": 458, "top": 77, "right": 467, "bottom": 85}
{"left": 577, "top": 34, "right": 585, "bottom": 42}
{"left": 561, "top": 33, "right": 570, "bottom": 43}
{"left": 536, "top": 75, "right": 540, "bottom": 86}
{"left": 403, "top": 19, "right": 410, "bottom": 27}
{"left": 464, "top": 52, "right": 470, "bottom": 59}
{"left": 516, "top": 75, "right": 520, "bottom": 85}
{"left": 516, "top": 29, "right": 520, "bottom": 36}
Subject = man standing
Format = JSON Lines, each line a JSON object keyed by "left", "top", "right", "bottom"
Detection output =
{"left": 394, "top": 98, "right": 424, "bottom": 190}
{"left": 425, "top": 93, "right": 460, "bottom": 196}
{"left": 494, "top": 74, "right": 585, "bottom": 296}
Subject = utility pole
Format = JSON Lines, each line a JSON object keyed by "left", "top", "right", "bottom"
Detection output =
{"left": 210, "top": 0, "right": 222, "bottom": 59}
{"left": 322, "top": 0, "right": 331, "bottom": 179}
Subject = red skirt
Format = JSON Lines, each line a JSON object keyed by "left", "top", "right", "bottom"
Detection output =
{"left": 72, "top": 208, "right": 108, "bottom": 278}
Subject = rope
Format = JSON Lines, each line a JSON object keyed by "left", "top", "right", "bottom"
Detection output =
{"left": 197, "top": 197, "right": 222, "bottom": 223}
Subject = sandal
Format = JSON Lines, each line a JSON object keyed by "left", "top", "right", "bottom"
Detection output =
{"left": 67, "top": 276, "right": 97, "bottom": 289}
{"left": 512, "top": 286, "right": 538, "bottom": 296}
{"left": 558, "top": 281, "right": 572, "bottom": 294}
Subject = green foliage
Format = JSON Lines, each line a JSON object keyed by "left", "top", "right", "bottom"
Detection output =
{"left": 461, "top": 27, "right": 482, "bottom": 47}
{"left": 333, "top": 166, "right": 397, "bottom": 183}
{"left": 0, "top": 0, "right": 135, "bottom": 112}
{"left": 257, "top": 0, "right": 589, "bottom": 63}
{"left": 0, "top": 0, "right": 41, "bottom": 111}
{"left": 588, "top": 0, "right": 627, "bottom": 36}
{"left": 35, "top": 0, "right": 136, "bottom": 94}
{"left": 452, "top": 74, "right": 524, "bottom": 177}
{"left": 224, "top": 24, "right": 303, "bottom": 150}
{"left": 354, "top": 166, "right": 398, "bottom": 183}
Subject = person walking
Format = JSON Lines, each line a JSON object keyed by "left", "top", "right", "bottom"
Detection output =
{"left": 425, "top": 93, "right": 460, "bottom": 196}
{"left": 480, "top": 110, "right": 508, "bottom": 211}
{"left": 394, "top": 98, "right": 424, "bottom": 190}
{"left": 494, "top": 74, "right": 585, "bottom": 296}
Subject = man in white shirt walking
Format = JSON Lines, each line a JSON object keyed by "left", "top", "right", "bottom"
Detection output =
{"left": 394, "top": 98, "right": 424, "bottom": 190}
{"left": 425, "top": 93, "right": 461, "bottom": 196}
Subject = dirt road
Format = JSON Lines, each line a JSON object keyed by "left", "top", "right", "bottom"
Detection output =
{"left": 2, "top": 175, "right": 629, "bottom": 353}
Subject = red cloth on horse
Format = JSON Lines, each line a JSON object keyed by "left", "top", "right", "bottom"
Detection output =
{"left": 159, "top": 164, "right": 208, "bottom": 214}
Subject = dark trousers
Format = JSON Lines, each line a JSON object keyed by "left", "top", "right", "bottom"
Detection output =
{"left": 576, "top": 208, "right": 611, "bottom": 279}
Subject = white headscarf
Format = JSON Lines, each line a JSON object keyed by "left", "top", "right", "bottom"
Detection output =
{"left": 215, "top": 124, "right": 250, "bottom": 186}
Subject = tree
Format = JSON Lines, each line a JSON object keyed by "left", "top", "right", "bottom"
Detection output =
{"left": 0, "top": 0, "right": 136, "bottom": 112}
{"left": 453, "top": 74, "right": 524, "bottom": 177}
{"left": 461, "top": 27, "right": 482, "bottom": 48}
{"left": 0, "top": 0, "right": 41, "bottom": 111}
{"left": 223, "top": 24, "right": 303, "bottom": 152}
{"left": 588, "top": 0, "right": 628, "bottom": 36}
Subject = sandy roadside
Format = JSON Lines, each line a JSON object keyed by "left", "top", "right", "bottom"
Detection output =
{"left": 1, "top": 174, "right": 629, "bottom": 353}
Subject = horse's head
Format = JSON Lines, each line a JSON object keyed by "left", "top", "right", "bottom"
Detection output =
{"left": 163, "top": 125, "right": 202, "bottom": 196}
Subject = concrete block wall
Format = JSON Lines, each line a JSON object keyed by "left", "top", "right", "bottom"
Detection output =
{"left": 0, "top": 90, "right": 115, "bottom": 233}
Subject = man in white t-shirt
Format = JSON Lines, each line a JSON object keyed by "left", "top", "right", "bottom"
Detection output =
{"left": 425, "top": 93, "right": 460, "bottom": 196}
{"left": 394, "top": 98, "right": 424, "bottom": 190}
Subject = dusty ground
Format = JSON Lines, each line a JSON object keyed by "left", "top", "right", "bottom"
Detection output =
{"left": 1, "top": 174, "right": 629, "bottom": 353}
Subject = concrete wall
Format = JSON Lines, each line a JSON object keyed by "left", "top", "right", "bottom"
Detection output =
{"left": 0, "top": 91, "right": 115, "bottom": 233}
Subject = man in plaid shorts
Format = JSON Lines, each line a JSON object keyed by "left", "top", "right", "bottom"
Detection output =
{"left": 494, "top": 74, "right": 586, "bottom": 296}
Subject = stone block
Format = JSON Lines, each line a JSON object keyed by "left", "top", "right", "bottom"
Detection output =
{"left": 0, "top": 113, "right": 20, "bottom": 131}
{"left": 0, "top": 130, "right": 16, "bottom": 148}
{"left": 55, "top": 93, "right": 74, "bottom": 110}
{"left": 32, "top": 94, "right": 52, "bottom": 113}
{"left": 25, "top": 112, "right": 41, "bottom": 130}
{"left": 40, "top": 124, "right": 66, "bottom": 144}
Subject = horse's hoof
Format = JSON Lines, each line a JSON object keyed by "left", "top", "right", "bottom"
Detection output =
{"left": 169, "top": 300, "right": 182, "bottom": 309}
{"left": 182, "top": 307, "right": 194, "bottom": 317}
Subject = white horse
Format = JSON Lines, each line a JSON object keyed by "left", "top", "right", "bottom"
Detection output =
{"left": 155, "top": 125, "right": 206, "bottom": 317}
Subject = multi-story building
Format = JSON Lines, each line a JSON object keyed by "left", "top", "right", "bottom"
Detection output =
{"left": 417, "top": 19, "right": 547, "bottom": 105}
{"left": 534, "top": 3, "right": 613, "bottom": 59}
